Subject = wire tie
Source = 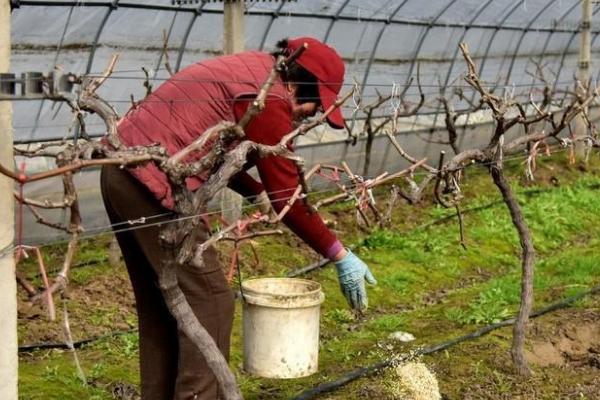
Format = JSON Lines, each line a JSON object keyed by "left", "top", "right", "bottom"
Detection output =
{"left": 367, "top": 188, "right": 376, "bottom": 205}
{"left": 127, "top": 217, "right": 146, "bottom": 225}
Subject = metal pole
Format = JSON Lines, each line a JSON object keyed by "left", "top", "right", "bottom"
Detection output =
{"left": 0, "top": 0, "right": 18, "bottom": 398}
{"left": 222, "top": 0, "right": 245, "bottom": 222}
{"left": 576, "top": 0, "right": 592, "bottom": 155}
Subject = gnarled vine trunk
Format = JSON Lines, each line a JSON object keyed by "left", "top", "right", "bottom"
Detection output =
{"left": 490, "top": 164, "right": 535, "bottom": 376}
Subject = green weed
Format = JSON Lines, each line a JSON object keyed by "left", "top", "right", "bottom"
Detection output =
{"left": 119, "top": 333, "right": 139, "bottom": 359}
{"left": 41, "top": 365, "right": 60, "bottom": 380}
{"left": 367, "top": 314, "right": 408, "bottom": 332}
{"left": 324, "top": 308, "right": 355, "bottom": 324}
{"left": 379, "top": 269, "right": 419, "bottom": 294}
{"left": 445, "top": 279, "right": 518, "bottom": 325}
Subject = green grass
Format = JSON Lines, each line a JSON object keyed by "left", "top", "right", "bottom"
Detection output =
{"left": 19, "top": 344, "right": 139, "bottom": 400}
{"left": 17, "top": 157, "right": 600, "bottom": 399}
{"left": 445, "top": 281, "right": 516, "bottom": 325}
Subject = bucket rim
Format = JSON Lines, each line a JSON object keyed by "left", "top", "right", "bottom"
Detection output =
{"left": 241, "top": 277, "right": 322, "bottom": 297}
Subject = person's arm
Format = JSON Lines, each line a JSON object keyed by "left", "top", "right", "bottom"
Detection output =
{"left": 233, "top": 97, "right": 342, "bottom": 259}
{"left": 233, "top": 97, "right": 376, "bottom": 309}
{"left": 228, "top": 171, "right": 273, "bottom": 215}
{"left": 228, "top": 170, "right": 263, "bottom": 199}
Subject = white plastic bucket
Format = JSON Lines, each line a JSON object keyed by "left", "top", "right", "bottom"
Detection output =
{"left": 241, "top": 278, "right": 325, "bottom": 378}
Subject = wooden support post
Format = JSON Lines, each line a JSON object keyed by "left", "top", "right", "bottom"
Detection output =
{"left": 0, "top": 1, "right": 18, "bottom": 398}
{"left": 221, "top": 0, "right": 245, "bottom": 222}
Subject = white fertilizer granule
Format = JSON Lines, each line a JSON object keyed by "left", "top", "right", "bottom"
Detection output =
{"left": 386, "top": 361, "right": 441, "bottom": 400}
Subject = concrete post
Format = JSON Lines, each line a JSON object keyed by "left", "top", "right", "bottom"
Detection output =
{"left": 224, "top": 0, "right": 245, "bottom": 54}
{"left": 0, "top": 0, "right": 18, "bottom": 398}
{"left": 221, "top": 0, "right": 245, "bottom": 222}
{"left": 575, "top": 0, "right": 592, "bottom": 156}
{"left": 577, "top": 0, "right": 592, "bottom": 85}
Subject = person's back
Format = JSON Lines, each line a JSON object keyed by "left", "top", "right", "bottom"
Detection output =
{"left": 117, "top": 51, "right": 290, "bottom": 208}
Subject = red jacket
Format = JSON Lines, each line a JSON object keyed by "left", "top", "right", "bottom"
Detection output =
{"left": 117, "top": 51, "right": 342, "bottom": 259}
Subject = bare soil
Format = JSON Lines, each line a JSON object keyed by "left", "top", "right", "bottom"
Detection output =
{"left": 429, "top": 305, "right": 600, "bottom": 400}
{"left": 526, "top": 310, "right": 600, "bottom": 369}
{"left": 18, "top": 269, "right": 136, "bottom": 345}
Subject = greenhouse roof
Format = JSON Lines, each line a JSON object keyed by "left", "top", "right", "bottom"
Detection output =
{"left": 8, "top": 0, "right": 600, "bottom": 142}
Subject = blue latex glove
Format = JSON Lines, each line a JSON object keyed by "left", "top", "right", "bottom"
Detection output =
{"left": 334, "top": 250, "right": 377, "bottom": 310}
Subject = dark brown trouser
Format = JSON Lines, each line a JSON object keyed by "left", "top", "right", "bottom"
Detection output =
{"left": 100, "top": 165, "right": 235, "bottom": 400}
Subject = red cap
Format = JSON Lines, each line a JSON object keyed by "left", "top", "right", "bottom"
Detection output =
{"left": 286, "top": 37, "right": 345, "bottom": 129}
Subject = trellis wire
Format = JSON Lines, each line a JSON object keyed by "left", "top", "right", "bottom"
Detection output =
{"left": 2, "top": 145, "right": 581, "bottom": 258}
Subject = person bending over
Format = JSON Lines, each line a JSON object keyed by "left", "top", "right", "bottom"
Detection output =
{"left": 101, "top": 36, "right": 376, "bottom": 400}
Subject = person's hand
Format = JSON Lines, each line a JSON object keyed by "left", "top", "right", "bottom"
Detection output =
{"left": 334, "top": 250, "right": 377, "bottom": 310}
